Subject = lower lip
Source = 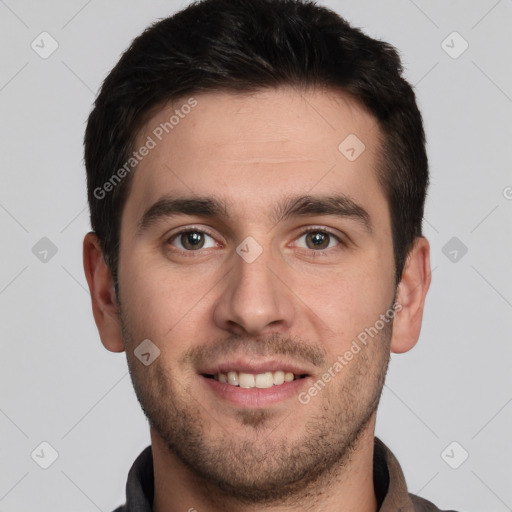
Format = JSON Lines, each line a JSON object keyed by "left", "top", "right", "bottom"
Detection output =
{"left": 200, "top": 375, "right": 310, "bottom": 407}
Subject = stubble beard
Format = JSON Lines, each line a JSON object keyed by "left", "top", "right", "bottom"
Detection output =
{"left": 121, "top": 311, "right": 392, "bottom": 505}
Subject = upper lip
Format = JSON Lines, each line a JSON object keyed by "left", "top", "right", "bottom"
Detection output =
{"left": 199, "top": 358, "right": 312, "bottom": 376}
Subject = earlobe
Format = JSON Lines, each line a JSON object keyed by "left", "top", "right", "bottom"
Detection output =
{"left": 83, "top": 232, "right": 125, "bottom": 353}
{"left": 390, "top": 237, "right": 431, "bottom": 354}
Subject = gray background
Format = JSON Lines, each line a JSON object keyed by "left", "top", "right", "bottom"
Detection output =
{"left": 1, "top": 0, "right": 511, "bottom": 510}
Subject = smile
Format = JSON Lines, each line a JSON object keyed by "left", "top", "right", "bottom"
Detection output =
{"left": 204, "top": 370, "right": 307, "bottom": 388}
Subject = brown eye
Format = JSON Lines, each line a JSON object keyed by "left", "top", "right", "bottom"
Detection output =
{"left": 294, "top": 230, "right": 341, "bottom": 251}
{"left": 180, "top": 232, "right": 204, "bottom": 250}
{"left": 305, "top": 231, "right": 331, "bottom": 250}
{"left": 168, "top": 230, "right": 216, "bottom": 251}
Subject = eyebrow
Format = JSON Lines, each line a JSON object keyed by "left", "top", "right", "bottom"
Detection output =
{"left": 137, "top": 193, "right": 372, "bottom": 235}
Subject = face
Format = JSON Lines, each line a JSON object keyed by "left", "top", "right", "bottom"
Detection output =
{"left": 117, "top": 87, "right": 397, "bottom": 502}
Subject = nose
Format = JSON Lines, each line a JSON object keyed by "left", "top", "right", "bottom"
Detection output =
{"left": 212, "top": 243, "right": 295, "bottom": 336}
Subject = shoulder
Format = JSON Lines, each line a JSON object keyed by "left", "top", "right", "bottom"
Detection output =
{"left": 410, "top": 492, "right": 463, "bottom": 512}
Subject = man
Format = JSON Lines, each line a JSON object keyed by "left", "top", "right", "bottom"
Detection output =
{"left": 82, "top": 0, "right": 459, "bottom": 510}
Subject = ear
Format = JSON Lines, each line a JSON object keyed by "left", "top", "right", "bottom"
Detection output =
{"left": 83, "top": 232, "right": 125, "bottom": 353}
{"left": 390, "top": 236, "right": 431, "bottom": 354}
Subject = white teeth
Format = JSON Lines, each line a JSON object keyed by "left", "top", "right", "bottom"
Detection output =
{"left": 213, "top": 370, "right": 303, "bottom": 388}
{"left": 238, "top": 372, "right": 255, "bottom": 388}
{"left": 273, "top": 371, "right": 285, "bottom": 385}
{"left": 255, "top": 372, "right": 274, "bottom": 388}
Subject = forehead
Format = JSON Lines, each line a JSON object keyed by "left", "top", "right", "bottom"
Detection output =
{"left": 124, "top": 87, "right": 386, "bottom": 227}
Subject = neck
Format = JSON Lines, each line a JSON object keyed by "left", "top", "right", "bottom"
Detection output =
{"left": 151, "top": 419, "right": 378, "bottom": 512}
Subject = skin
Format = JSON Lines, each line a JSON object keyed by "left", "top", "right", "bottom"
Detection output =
{"left": 83, "top": 86, "right": 431, "bottom": 512}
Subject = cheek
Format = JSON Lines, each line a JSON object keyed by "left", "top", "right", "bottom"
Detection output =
{"left": 119, "top": 255, "right": 214, "bottom": 343}
{"left": 295, "top": 254, "right": 393, "bottom": 344}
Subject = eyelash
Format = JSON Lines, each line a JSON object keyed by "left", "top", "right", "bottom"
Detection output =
{"left": 165, "top": 226, "right": 347, "bottom": 255}
{"left": 297, "top": 227, "right": 347, "bottom": 255}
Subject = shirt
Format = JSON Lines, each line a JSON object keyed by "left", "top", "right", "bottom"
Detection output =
{"left": 112, "top": 436, "right": 460, "bottom": 512}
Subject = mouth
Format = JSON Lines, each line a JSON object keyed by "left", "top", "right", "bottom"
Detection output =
{"left": 202, "top": 370, "right": 309, "bottom": 388}
{"left": 198, "top": 360, "right": 313, "bottom": 407}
